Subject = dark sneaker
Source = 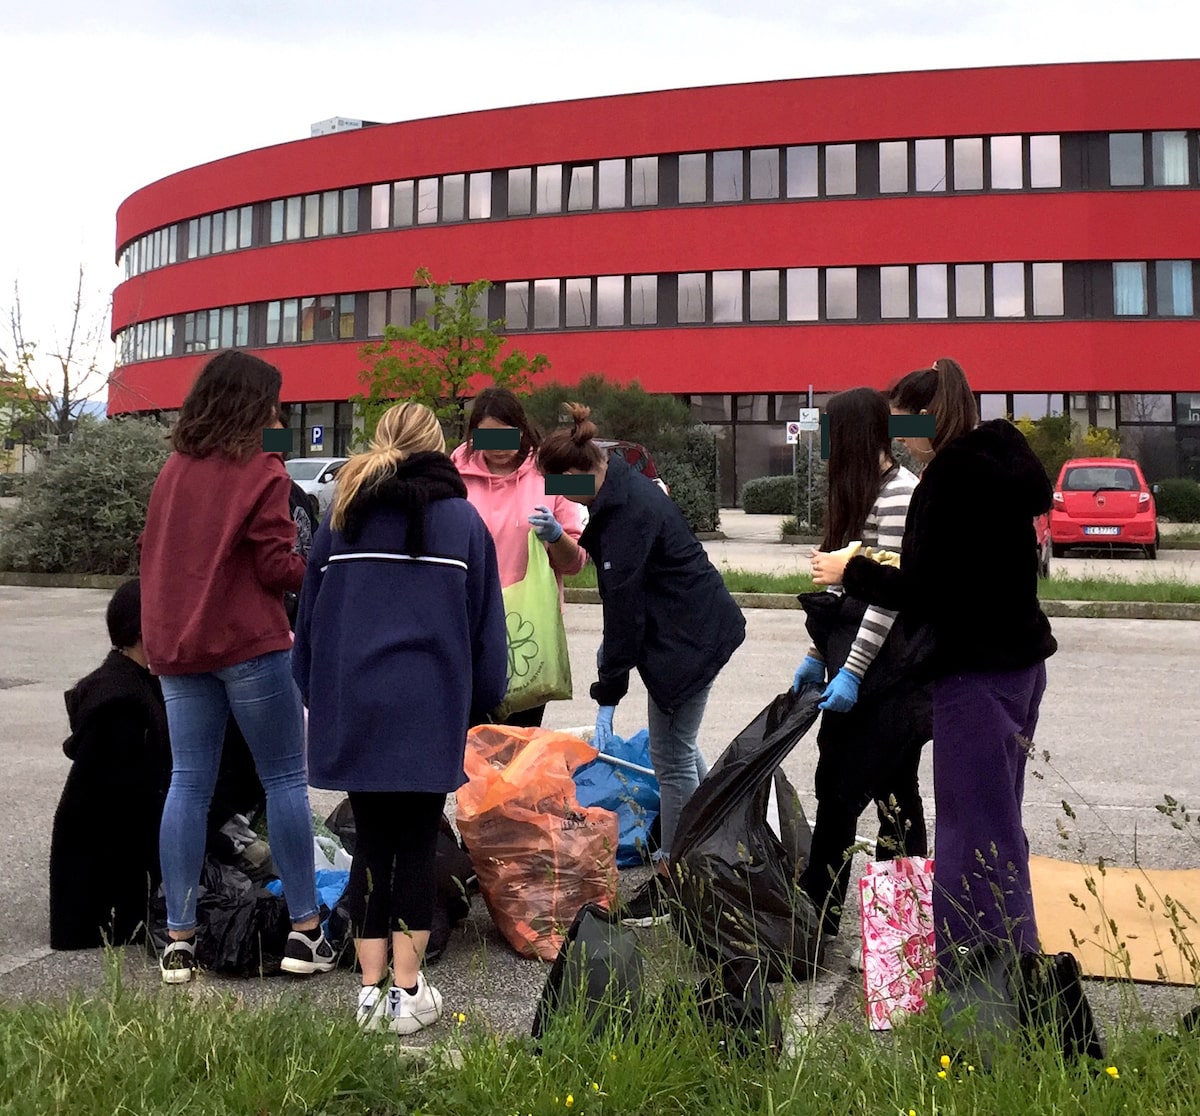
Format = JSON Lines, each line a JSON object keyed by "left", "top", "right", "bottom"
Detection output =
{"left": 280, "top": 928, "right": 337, "bottom": 975}
{"left": 160, "top": 938, "right": 196, "bottom": 984}
{"left": 620, "top": 874, "right": 672, "bottom": 928}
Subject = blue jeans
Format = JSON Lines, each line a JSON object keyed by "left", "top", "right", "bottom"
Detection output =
{"left": 159, "top": 651, "right": 318, "bottom": 931}
{"left": 647, "top": 683, "right": 713, "bottom": 862}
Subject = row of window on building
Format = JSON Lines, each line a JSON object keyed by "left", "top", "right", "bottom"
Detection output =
{"left": 115, "top": 258, "right": 1200, "bottom": 364}
{"left": 119, "top": 129, "right": 1200, "bottom": 279}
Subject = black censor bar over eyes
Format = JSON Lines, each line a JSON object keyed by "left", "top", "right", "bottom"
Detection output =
{"left": 262, "top": 428, "right": 294, "bottom": 453}
{"left": 471, "top": 427, "right": 521, "bottom": 450}
{"left": 544, "top": 474, "right": 596, "bottom": 497}
{"left": 819, "top": 414, "right": 936, "bottom": 459}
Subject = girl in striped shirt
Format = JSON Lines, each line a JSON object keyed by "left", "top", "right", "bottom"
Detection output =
{"left": 793, "top": 387, "right": 934, "bottom": 941}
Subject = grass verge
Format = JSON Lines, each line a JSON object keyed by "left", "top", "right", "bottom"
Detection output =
{"left": 564, "top": 565, "right": 1200, "bottom": 603}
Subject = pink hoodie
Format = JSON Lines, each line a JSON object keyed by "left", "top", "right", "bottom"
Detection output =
{"left": 450, "top": 444, "right": 587, "bottom": 593}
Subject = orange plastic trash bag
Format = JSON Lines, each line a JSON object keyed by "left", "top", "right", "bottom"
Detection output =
{"left": 456, "top": 725, "right": 619, "bottom": 961}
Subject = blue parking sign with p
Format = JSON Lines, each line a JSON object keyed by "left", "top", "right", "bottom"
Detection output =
{"left": 311, "top": 425, "right": 324, "bottom": 447}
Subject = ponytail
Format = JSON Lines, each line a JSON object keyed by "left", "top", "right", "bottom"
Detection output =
{"left": 536, "top": 402, "right": 605, "bottom": 475}
{"left": 888, "top": 356, "right": 978, "bottom": 453}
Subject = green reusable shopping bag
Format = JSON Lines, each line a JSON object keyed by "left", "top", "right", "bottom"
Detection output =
{"left": 492, "top": 530, "right": 573, "bottom": 719}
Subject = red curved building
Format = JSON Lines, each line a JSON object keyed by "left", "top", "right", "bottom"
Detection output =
{"left": 112, "top": 59, "right": 1200, "bottom": 501}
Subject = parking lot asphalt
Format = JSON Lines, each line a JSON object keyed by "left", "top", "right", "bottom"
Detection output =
{"left": 2, "top": 587, "right": 1198, "bottom": 1040}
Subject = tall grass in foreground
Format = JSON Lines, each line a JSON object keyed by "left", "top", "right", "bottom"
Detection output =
{"left": 3, "top": 953, "right": 1200, "bottom": 1115}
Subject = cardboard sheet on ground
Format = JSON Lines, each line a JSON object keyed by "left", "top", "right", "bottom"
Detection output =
{"left": 1030, "top": 854, "right": 1200, "bottom": 984}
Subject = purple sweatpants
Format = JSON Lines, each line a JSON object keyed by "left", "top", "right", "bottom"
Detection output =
{"left": 932, "top": 663, "right": 1047, "bottom": 973}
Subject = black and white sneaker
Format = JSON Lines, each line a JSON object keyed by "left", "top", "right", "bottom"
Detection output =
{"left": 280, "top": 927, "right": 337, "bottom": 975}
{"left": 160, "top": 938, "right": 196, "bottom": 985}
{"left": 619, "top": 874, "right": 673, "bottom": 928}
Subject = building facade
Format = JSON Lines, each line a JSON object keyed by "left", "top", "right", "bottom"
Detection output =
{"left": 112, "top": 60, "right": 1200, "bottom": 503}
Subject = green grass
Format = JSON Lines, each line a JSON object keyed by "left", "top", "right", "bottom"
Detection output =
{"left": 3, "top": 953, "right": 1198, "bottom": 1115}
{"left": 564, "top": 565, "right": 1200, "bottom": 604}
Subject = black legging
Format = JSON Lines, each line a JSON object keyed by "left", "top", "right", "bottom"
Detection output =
{"left": 343, "top": 791, "right": 446, "bottom": 939}
{"left": 799, "top": 692, "right": 930, "bottom": 937}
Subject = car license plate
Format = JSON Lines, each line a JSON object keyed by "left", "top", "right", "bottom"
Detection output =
{"left": 1084, "top": 526, "right": 1120, "bottom": 536}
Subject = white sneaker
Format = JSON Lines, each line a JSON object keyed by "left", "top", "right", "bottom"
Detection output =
{"left": 388, "top": 974, "right": 444, "bottom": 1035}
{"left": 356, "top": 984, "right": 390, "bottom": 1031}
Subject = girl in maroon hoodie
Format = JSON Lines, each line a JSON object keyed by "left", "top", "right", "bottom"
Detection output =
{"left": 139, "top": 350, "right": 334, "bottom": 984}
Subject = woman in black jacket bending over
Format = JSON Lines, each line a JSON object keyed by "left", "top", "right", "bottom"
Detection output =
{"left": 536, "top": 404, "right": 746, "bottom": 927}
{"left": 818, "top": 359, "right": 1057, "bottom": 975}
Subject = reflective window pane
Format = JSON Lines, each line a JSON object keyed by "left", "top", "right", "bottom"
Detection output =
{"left": 786, "top": 145, "right": 818, "bottom": 198}
{"left": 993, "top": 262, "right": 1026, "bottom": 316}
{"left": 826, "top": 267, "right": 858, "bottom": 318}
{"left": 880, "top": 265, "right": 910, "bottom": 318}
{"left": 677, "top": 272, "right": 707, "bottom": 322}
{"left": 953, "top": 137, "right": 984, "bottom": 190}
{"left": 598, "top": 159, "right": 625, "bottom": 208}
{"left": 749, "top": 270, "right": 779, "bottom": 320}
{"left": 954, "top": 263, "right": 985, "bottom": 317}
{"left": 597, "top": 275, "right": 624, "bottom": 325}
{"left": 565, "top": 277, "right": 592, "bottom": 327}
{"left": 736, "top": 395, "right": 769, "bottom": 421}
{"left": 342, "top": 188, "right": 359, "bottom": 232}
{"left": 189, "top": 216, "right": 202, "bottom": 255}
{"left": 469, "top": 172, "right": 492, "bottom": 219}
{"left": 1029, "top": 135, "right": 1061, "bottom": 188}
{"left": 169, "top": 225, "right": 179, "bottom": 262}
{"left": 393, "top": 180, "right": 414, "bottom": 226}
{"left": 507, "top": 168, "right": 531, "bottom": 216}
{"left": 1109, "top": 133, "right": 1144, "bottom": 186}
{"left": 441, "top": 174, "right": 465, "bottom": 221}
{"left": 388, "top": 290, "right": 412, "bottom": 328}
{"left": 534, "top": 279, "right": 560, "bottom": 328}
{"left": 220, "top": 306, "right": 234, "bottom": 348}
{"left": 712, "top": 270, "right": 743, "bottom": 322}
{"left": 824, "top": 144, "right": 856, "bottom": 195}
{"left": 368, "top": 290, "right": 386, "bottom": 336}
{"left": 631, "top": 157, "right": 658, "bottom": 206}
{"left": 417, "top": 178, "right": 438, "bottom": 224}
{"left": 1119, "top": 393, "right": 1172, "bottom": 422}
{"left": 303, "top": 194, "right": 320, "bottom": 237}
{"left": 1152, "top": 131, "right": 1189, "bottom": 185}
{"left": 630, "top": 275, "right": 657, "bottom": 324}
{"left": 536, "top": 164, "right": 562, "bottom": 214}
{"left": 505, "top": 281, "right": 529, "bottom": 329}
{"left": 338, "top": 294, "right": 355, "bottom": 339}
{"left": 321, "top": 190, "right": 339, "bottom": 235}
{"left": 285, "top": 196, "right": 301, "bottom": 240}
{"left": 786, "top": 268, "right": 818, "bottom": 320}
{"left": 990, "top": 136, "right": 1023, "bottom": 189}
{"left": 712, "top": 150, "right": 743, "bottom": 202}
{"left": 567, "top": 165, "right": 594, "bottom": 211}
{"left": 678, "top": 153, "right": 706, "bottom": 203}
{"left": 1156, "top": 260, "right": 1194, "bottom": 316}
{"left": 197, "top": 214, "right": 211, "bottom": 256}
{"left": 1032, "top": 262, "right": 1064, "bottom": 315}
{"left": 749, "top": 148, "right": 779, "bottom": 199}
{"left": 914, "top": 138, "right": 946, "bottom": 192}
{"left": 879, "top": 141, "right": 908, "bottom": 193}
{"left": 282, "top": 298, "right": 298, "bottom": 343}
{"left": 414, "top": 286, "right": 435, "bottom": 324}
{"left": 315, "top": 295, "right": 337, "bottom": 340}
{"left": 371, "top": 183, "right": 390, "bottom": 228}
{"left": 1012, "top": 394, "right": 1062, "bottom": 420}
{"left": 980, "top": 394, "right": 1008, "bottom": 421}
{"left": 235, "top": 304, "right": 249, "bottom": 347}
{"left": 916, "top": 264, "right": 947, "bottom": 318}
{"left": 223, "top": 209, "right": 238, "bottom": 251}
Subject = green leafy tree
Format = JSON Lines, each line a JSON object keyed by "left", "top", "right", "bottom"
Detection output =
{"left": 1013, "top": 414, "right": 1122, "bottom": 482}
{"left": 0, "top": 417, "right": 169, "bottom": 574}
{"left": 353, "top": 268, "right": 548, "bottom": 447}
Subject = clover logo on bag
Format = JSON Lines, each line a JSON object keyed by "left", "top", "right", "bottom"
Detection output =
{"left": 505, "top": 610, "right": 541, "bottom": 680}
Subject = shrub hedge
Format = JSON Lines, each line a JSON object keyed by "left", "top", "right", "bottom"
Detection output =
{"left": 740, "top": 475, "right": 795, "bottom": 514}
{"left": 1155, "top": 477, "right": 1200, "bottom": 523}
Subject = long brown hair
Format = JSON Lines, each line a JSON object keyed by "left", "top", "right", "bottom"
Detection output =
{"left": 467, "top": 387, "right": 541, "bottom": 462}
{"left": 330, "top": 402, "right": 445, "bottom": 531}
{"left": 887, "top": 357, "right": 978, "bottom": 454}
{"left": 171, "top": 350, "right": 282, "bottom": 462}
{"left": 536, "top": 402, "right": 605, "bottom": 475}
{"left": 821, "top": 388, "right": 894, "bottom": 552}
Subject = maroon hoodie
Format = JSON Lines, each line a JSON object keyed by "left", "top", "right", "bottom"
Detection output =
{"left": 139, "top": 451, "right": 305, "bottom": 675}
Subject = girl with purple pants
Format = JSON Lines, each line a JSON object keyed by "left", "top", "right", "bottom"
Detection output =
{"left": 819, "top": 359, "right": 1057, "bottom": 975}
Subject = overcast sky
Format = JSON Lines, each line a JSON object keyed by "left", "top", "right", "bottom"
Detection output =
{"left": 1, "top": 0, "right": 1193, "bottom": 392}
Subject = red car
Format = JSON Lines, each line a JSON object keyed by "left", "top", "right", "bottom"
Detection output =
{"left": 1049, "top": 458, "right": 1159, "bottom": 560}
{"left": 1034, "top": 513, "right": 1052, "bottom": 578}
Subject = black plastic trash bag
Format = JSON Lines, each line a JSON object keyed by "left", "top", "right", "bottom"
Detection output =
{"left": 659, "top": 957, "right": 785, "bottom": 1060}
{"left": 532, "top": 903, "right": 643, "bottom": 1047}
{"left": 670, "top": 686, "right": 824, "bottom": 983}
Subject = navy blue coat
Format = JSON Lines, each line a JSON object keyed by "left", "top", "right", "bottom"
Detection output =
{"left": 581, "top": 456, "right": 746, "bottom": 714}
{"left": 291, "top": 455, "right": 508, "bottom": 793}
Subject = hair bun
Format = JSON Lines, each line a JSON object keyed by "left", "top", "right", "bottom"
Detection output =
{"left": 563, "top": 401, "right": 597, "bottom": 445}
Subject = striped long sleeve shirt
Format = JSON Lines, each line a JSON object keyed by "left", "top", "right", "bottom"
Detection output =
{"left": 812, "top": 465, "right": 919, "bottom": 679}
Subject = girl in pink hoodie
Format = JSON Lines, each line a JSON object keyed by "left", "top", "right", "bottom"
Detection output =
{"left": 450, "top": 388, "right": 587, "bottom": 727}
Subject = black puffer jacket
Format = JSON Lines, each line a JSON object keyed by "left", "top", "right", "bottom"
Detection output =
{"left": 843, "top": 420, "right": 1057, "bottom": 677}
{"left": 582, "top": 455, "right": 746, "bottom": 713}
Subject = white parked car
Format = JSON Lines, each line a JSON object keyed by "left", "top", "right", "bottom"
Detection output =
{"left": 285, "top": 457, "right": 348, "bottom": 516}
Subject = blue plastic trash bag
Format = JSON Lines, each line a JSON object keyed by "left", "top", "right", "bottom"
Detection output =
{"left": 267, "top": 868, "right": 349, "bottom": 923}
{"left": 573, "top": 728, "right": 660, "bottom": 867}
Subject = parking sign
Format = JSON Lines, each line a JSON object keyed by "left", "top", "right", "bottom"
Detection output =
{"left": 785, "top": 421, "right": 801, "bottom": 445}
{"left": 311, "top": 425, "right": 324, "bottom": 448}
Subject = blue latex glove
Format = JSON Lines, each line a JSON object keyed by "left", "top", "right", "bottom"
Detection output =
{"left": 528, "top": 504, "right": 564, "bottom": 544}
{"left": 594, "top": 705, "right": 616, "bottom": 752}
{"left": 793, "top": 655, "right": 826, "bottom": 692}
{"left": 818, "top": 668, "right": 861, "bottom": 713}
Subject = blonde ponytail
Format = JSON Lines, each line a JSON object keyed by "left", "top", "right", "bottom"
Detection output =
{"left": 330, "top": 403, "right": 445, "bottom": 530}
